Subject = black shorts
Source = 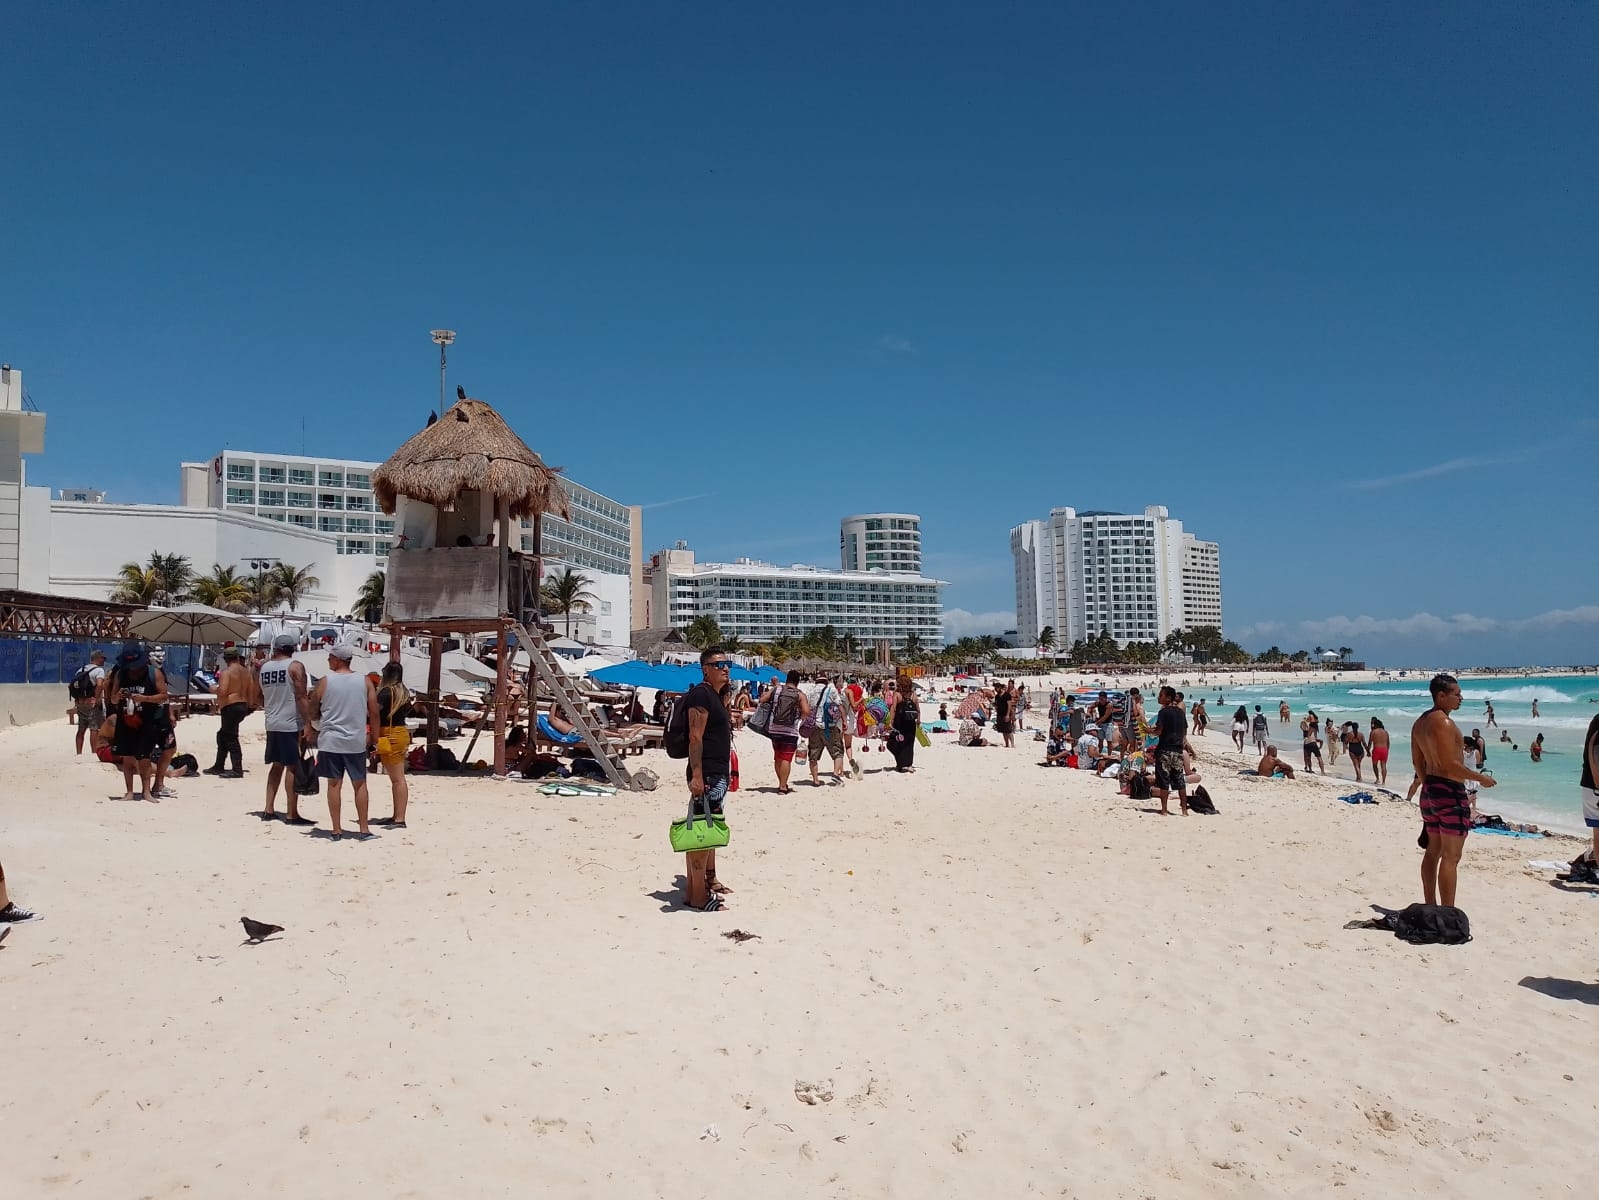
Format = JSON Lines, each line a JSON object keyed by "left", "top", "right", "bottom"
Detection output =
{"left": 265, "top": 730, "right": 302, "bottom": 767}
{"left": 112, "top": 718, "right": 159, "bottom": 761}
{"left": 1303, "top": 742, "right": 1322, "bottom": 758}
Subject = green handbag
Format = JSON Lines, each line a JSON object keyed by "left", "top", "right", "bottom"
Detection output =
{"left": 670, "top": 797, "right": 730, "bottom": 853}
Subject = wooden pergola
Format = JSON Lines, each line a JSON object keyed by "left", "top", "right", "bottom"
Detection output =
{"left": 0, "top": 589, "right": 136, "bottom": 640}
{"left": 372, "top": 396, "right": 569, "bottom": 776}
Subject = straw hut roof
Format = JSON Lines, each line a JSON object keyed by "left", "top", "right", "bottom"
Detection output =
{"left": 373, "top": 398, "right": 570, "bottom": 521}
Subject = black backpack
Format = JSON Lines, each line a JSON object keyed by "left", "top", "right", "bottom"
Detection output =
{"left": 1128, "top": 772, "right": 1152, "bottom": 801}
{"left": 1391, "top": 903, "right": 1472, "bottom": 945}
{"left": 1189, "top": 785, "right": 1218, "bottom": 815}
{"left": 68, "top": 665, "right": 97, "bottom": 701}
{"left": 665, "top": 692, "right": 691, "bottom": 759}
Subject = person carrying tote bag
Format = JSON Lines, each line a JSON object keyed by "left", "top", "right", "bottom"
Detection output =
{"left": 765, "top": 670, "right": 809, "bottom": 795}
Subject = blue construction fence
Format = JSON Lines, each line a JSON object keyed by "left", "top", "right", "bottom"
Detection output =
{"left": 0, "top": 636, "right": 204, "bottom": 688}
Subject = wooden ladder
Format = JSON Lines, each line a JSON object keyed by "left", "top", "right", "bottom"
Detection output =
{"left": 508, "top": 620, "right": 635, "bottom": 790}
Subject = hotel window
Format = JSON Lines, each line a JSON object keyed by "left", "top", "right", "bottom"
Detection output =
{"left": 258, "top": 489, "right": 285, "bottom": 507}
{"left": 226, "top": 463, "right": 255, "bottom": 482}
{"left": 226, "top": 487, "right": 254, "bottom": 505}
{"left": 318, "top": 470, "right": 344, "bottom": 489}
{"left": 344, "top": 539, "right": 372, "bottom": 556}
{"left": 287, "top": 490, "right": 313, "bottom": 508}
{"left": 288, "top": 468, "right": 314, "bottom": 486}
{"left": 345, "top": 473, "right": 371, "bottom": 491}
{"left": 258, "top": 466, "right": 285, "bottom": 484}
{"left": 346, "top": 517, "right": 371, "bottom": 534}
{"left": 319, "top": 516, "right": 343, "bottom": 533}
{"left": 375, "top": 519, "right": 395, "bottom": 535}
{"left": 289, "top": 513, "right": 313, "bottom": 528}
{"left": 319, "top": 493, "right": 343, "bottom": 510}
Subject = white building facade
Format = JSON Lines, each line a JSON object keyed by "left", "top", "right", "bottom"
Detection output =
{"left": 1181, "top": 533, "right": 1223, "bottom": 631}
{"left": 649, "top": 544, "right": 945, "bottom": 649}
{"left": 1010, "top": 505, "right": 1222, "bottom": 648}
{"left": 840, "top": 513, "right": 923, "bottom": 574}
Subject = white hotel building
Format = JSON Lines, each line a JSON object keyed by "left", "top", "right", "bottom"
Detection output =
{"left": 1010, "top": 505, "right": 1222, "bottom": 649}
{"left": 648, "top": 543, "right": 945, "bottom": 649}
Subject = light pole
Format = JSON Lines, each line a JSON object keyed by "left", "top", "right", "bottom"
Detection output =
{"left": 430, "top": 329, "right": 456, "bottom": 413}
{"left": 245, "top": 558, "right": 280, "bottom": 613}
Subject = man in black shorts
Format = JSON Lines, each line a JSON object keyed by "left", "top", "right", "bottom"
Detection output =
{"left": 106, "top": 641, "right": 169, "bottom": 804}
{"left": 1151, "top": 685, "right": 1190, "bottom": 816}
{"left": 683, "top": 647, "right": 734, "bottom": 911}
{"left": 1411, "top": 674, "right": 1496, "bottom": 906}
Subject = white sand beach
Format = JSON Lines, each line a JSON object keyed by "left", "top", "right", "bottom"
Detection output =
{"left": 3, "top": 686, "right": 1597, "bottom": 1199}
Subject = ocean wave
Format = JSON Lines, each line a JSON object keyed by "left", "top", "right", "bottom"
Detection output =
{"left": 1348, "top": 686, "right": 1577, "bottom": 703}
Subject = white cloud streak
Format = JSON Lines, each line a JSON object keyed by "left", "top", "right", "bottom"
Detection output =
{"left": 878, "top": 333, "right": 915, "bottom": 355}
{"left": 640, "top": 492, "right": 715, "bottom": 511}
{"left": 1236, "top": 605, "right": 1599, "bottom": 644}
{"left": 1342, "top": 457, "right": 1485, "bottom": 491}
{"left": 941, "top": 608, "right": 1017, "bottom": 641}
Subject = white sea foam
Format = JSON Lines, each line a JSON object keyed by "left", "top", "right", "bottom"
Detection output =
{"left": 1348, "top": 685, "right": 1577, "bottom": 703}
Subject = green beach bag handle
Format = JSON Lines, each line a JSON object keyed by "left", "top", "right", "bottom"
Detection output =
{"left": 670, "top": 794, "right": 730, "bottom": 854}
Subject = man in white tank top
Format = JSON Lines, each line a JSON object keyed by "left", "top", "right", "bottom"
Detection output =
{"left": 309, "top": 645, "right": 381, "bottom": 838}
{"left": 259, "top": 634, "right": 311, "bottom": 824}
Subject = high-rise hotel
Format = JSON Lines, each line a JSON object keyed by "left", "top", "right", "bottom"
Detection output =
{"left": 1010, "top": 505, "right": 1221, "bottom": 648}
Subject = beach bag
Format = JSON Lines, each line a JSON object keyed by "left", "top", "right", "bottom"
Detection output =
{"left": 915, "top": 725, "right": 930, "bottom": 748}
{"left": 633, "top": 766, "right": 660, "bottom": 792}
{"left": 293, "top": 754, "right": 320, "bottom": 797}
{"left": 746, "top": 692, "right": 774, "bottom": 738}
{"left": 669, "top": 796, "right": 730, "bottom": 854}
{"left": 407, "top": 746, "right": 428, "bottom": 771}
{"left": 1390, "top": 903, "right": 1471, "bottom": 946}
{"left": 798, "top": 689, "right": 823, "bottom": 737}
{"left": 1189, "top": 785, "right": 1218, "bottom": 815}
{"left": 68, "top": 665, "right": 97, "bottom": 701}
{"left": 435, "top": 746, "right": 459, "bottom": 770}
{"left": 1127, "top": 772, "right": 1152, "bottom": 801}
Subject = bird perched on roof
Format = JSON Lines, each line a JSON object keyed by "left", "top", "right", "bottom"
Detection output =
{"left": 426, "top": 410, "right": 437, "bottom": 427}
{"left": 241, "top": 917, "right": 284, "bottom": 943}
{"left": 457, "top": 384, "right": 466, "bottom": 400}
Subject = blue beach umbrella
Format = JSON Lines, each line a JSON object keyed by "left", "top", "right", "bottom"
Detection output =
{"left": 589, "top": 660, "right": 678, "bottom": 688}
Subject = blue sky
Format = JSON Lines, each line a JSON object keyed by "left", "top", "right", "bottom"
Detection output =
{"left": 5, "top": 2, "right": 1595, "bottom": 665}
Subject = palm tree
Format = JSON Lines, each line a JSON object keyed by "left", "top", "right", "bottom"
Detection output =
{"left": 683, "top": 615, "right": 723, "bottom": 649}
{"left": 356, "top": 571, "right": 386, "bottom": 621}
{"left": 1313, "top": 645, "right": 1325, "bottom": 659}
{"left": 261, "top": 562, "right": 321, "bottom": 613}
{"left": 720, "top": 634, "right": 743, "bottom": 654}
{"left": 540, "top": 567, "right": 597, "bottom": 638}
{"left": 1338, "top": 646, "right": 1352, "bottom": 663}
{"left": 190, "top": 565, "right": 255, "bottom": 613}
{"left": 109, "top": 562, "right": 161, "bottom": 606}
{"left": 1038, "top": 625, "right": 1056, "bottom": 653}
{"left": 903, "top": 632, "right": 923, "bottom": 659}
{"left": 142, "top": 552, "right": 194, "bottom": 606}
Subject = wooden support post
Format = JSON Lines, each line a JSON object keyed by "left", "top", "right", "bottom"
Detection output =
{"left": 529, "top": 513, "right": 543, "bottom": 730}
{"left": 426, "top": 635, "right": 442, "bottom": 767}
{"left": 492, "top": 616, "right": 509, "bottom": 776}
{"left": 387, "top": 623, "right": 401, "bottom": 664}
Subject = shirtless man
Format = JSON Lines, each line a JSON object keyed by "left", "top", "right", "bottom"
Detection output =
{"left": 205, "top": 647, "right": 253, "bottom": 777}
{"left": 1411, "top": 674, "right": 1496, "bottom": 907}
{"left": 1256, "top": 745, "right": 1295, "bottom": 778}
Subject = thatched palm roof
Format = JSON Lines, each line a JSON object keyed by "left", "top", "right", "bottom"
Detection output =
{"left": 373, "top": 399, "right": 570, "bottom": 520}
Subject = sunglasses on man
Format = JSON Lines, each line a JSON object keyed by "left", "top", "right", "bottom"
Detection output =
{"left": 705, "top": 661, "right": 732, "bottom": 671}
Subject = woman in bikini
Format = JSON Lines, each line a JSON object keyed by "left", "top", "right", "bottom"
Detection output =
{"left": 1344, "top": 721, "right": 1366, "bottom": 782}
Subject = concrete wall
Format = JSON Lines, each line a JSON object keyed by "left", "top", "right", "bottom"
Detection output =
{"left": 564, "top": 572, "right": 630, "bottom": 648}
{"left": 0, "top": 683, "right": 78, "bottom": 728}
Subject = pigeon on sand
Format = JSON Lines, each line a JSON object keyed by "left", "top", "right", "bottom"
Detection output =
{"left": 241, "top": 917, "right": 284, "bottom": 943}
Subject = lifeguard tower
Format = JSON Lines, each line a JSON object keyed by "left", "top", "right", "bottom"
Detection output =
{"left": 373, "top": 396, "right": 634, "bottom": 786}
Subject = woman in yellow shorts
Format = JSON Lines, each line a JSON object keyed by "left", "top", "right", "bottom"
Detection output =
{"left": 374, "top": 662, "right": 412, "bottom": 828}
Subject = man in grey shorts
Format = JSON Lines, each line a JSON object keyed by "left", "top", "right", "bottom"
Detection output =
{"left": 308, "top": 644, "right": 381, "bottom": 839}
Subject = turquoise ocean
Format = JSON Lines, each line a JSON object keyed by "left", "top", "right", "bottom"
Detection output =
{"left": 1209, "top": 674, "right": 1598, "bottom": 835}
